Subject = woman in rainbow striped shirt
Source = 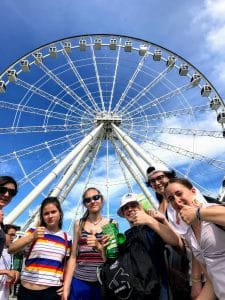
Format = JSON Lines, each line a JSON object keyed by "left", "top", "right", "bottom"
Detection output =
{"left": 9, "top": 196, "right": 71, "bottom": 300}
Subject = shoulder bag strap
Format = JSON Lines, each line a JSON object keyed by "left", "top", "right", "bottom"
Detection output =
{"left": 62, "top": 232, "right": 68, "bottom": 280}
{"left": 25, "top": 239, "right": 36, "bottom": 262}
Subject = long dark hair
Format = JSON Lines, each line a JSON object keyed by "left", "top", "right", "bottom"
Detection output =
{"left": 40, "top": 197, "right": 63, "bottom": 229}
{"left": 0, "top": 176, "right": 18, "bottom": 196}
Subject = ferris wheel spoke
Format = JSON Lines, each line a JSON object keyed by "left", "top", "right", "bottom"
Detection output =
{"left": 113, "top": 55, "right": 146, "bottom": 113}
{"left": 89, "top": 39, "right": 105, "bottom": 111}
{"left": 124, "top": 82, "right": 194, "bottom": 117}
{"left": 0, "top": 124, "right": 83, "bottom": 134}
{"left": 0, "top": 100, "right": 80, "bottom": 123}
{"left": 141, "top": 138, "right": 225, "bottom": 170}
{"left": 108, "top": 38, "right": 122, "bottom": 112}
{"left": 0, "top": 132, "right": 79, "bottom": 163}
{"left": 61, "top": 47, "right": 101, "bottom": 112}
{"left": 123, "top": 104, "right": 211, "bottom": 122}
{"left": 17, "top": 136, "right": 89, "bottom": 186}
{"left": 120, "top": 64, "right": 176, "bottom": 114}
{"left": 15, "top": 78, "right": 93, "bottom": 117}
{"left": 127, "top": 124, "right": 224, "bottom": 138}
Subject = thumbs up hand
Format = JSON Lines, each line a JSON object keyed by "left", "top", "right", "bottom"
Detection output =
{"left": 179, "top": 204, "right": 199, "bottom": 225}
{"left": 87, "top": 229, "right": 105, "bottom": 256}
{"left": 33, "top": 226, "right": 46, "bottom": 240}
{"left": 87, "top": 229, "right": 98, "bottom": 248}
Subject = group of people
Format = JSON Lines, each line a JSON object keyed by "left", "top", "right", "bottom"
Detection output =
{"left": 0, "top": 170, "right": 225, "bottom": 300}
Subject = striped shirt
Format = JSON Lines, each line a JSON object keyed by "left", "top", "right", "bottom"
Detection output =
{"left": 21, "top": 228, "right": 71, "bottom": 286}
{"left": 74, "top": 230, "right": 104, "bottom": 282}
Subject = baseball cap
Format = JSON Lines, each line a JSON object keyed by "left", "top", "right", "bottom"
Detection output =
{"left": 117, "top": 193, "right": 138, "bottom": 218}
{"left": 146, "top": 164, "right": 170, "bottom": 178}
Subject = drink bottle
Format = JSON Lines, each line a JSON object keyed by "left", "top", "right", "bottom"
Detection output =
{"left": 102, "top": 223, "right": 119, "bottom": 259}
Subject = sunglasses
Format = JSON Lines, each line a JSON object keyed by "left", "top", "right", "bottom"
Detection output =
{"left": 122, "top": 202, "right": 139, "bottom": 211}
{"left": 148, "top": 174, "right": 166, "bottom": 185}
{"left": 83, "top": 194, "right": 102, "bottom": 204}
{"left": 0, "top": 186, "right": 17, "bottom": 197}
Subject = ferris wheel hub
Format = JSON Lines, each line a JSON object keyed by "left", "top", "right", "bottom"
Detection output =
{"left": 95, "top": 112, "right": 122, "bottom": 126}
{"left": 95, "top": 112, "right": 122, "bottom": 138}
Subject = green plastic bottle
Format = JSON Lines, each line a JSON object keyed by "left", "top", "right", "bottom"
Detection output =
{"left": 102, "top": 223, "right": 119, "bottom": 259}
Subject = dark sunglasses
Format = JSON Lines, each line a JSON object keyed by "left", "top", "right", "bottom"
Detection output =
{"left": 148, "top": 174, "right": 166, "bottom": 185}
{"left": 83, "top": 194, "right": 102, "bottom": 204}
{"left": 122, "top": 202, "right": 139, "bottom": 211}
{"left": 0, "top": 186, "right": 17, "bottom": 197}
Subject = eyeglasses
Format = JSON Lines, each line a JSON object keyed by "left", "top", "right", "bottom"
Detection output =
{"left": 148, "top": 174, "right": 166, "bottom": 185}
{"left": 122, "top": 202, "right": 139, "bottom": 211}
{"left": 0, "top": 186, "right": 17, "bottom": 197}
{"left": 83, "top": 194, "right": 102, "bottom": 204}
{"left": 6, "top": 233, "right": 16, "bottom": 237}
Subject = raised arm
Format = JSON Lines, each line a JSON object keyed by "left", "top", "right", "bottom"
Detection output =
{"left": 179, "top": 204, "right": 225, "bottom": 226}
{"left": 133, "top": 209, "right": 184, "bottom": 248}
{"left": 8, "top": 226, "right": 45, "bottom": 254}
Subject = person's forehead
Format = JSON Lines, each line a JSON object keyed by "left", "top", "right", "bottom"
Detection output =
{"left": 122, "top": 201, "right": 138, "bottom": 209}
{"left": 3, "top": 182, "right": 16, "bottom": 189}
{"left": 166, "top": 182, "right": 185, "bottom": 192}
{"left": 149, "top": 171, "right": 165, "bottom": 178}
{"left": 85, "top": 189, "right": 99, "bottom": 196}
{"left": 8, "top": 228, "right": 16, "bottom": 233}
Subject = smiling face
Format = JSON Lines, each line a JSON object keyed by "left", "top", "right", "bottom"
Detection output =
{"left": 0, "top": 182, "right": 16, "bottom": 209}
{"left": 121, "top": 201, "right": 140, "bottom": 223}
{"left": 83, "top": 188, "right": 103, "bottom": 213}
{"left": 42, "top": 203, "right": 62, "bottom": 231}
{"left": 165, "top": 182, "right": 197, "bottom": 212}
{"left": 5, "top": 228, "right": 16, "bottom": 246}
{"left": 148, "top": 171, "right": 169, "bottom": 195}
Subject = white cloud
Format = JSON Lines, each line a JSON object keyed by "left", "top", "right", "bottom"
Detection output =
{"left": 189, "top": 0, "right": 225, "bottom": 89}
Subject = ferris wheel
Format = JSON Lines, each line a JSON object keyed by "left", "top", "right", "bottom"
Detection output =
{"left": 1, "top": 34, "right": 225, "bottom": 229}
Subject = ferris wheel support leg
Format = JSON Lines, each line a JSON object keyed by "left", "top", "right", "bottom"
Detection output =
{"left": 113, "top": 131, "right": 147, "bottom": 179}
{"left": 112, "top": 124, "right": 157, "bottom": 168}
{"left": 5, "top": 124, "right": 103, "bottom": 224}
{"left": 49, "top": 141, "right": 96, "bottom": 198}
{"left": 58, "top": 141, "right": 101, "bottom": 202}
{"left": 22, "top": 142, "right": 98, "bottom": 231}
{"left": 112, "top": 140, "right": 158, "bottom": 209}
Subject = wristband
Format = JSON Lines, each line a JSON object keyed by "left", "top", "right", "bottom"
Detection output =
{"left": 196, "top": 207, "right": 201, "bottom": 222}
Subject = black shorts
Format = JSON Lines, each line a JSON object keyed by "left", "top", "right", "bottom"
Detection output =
{"left": 18, "top": 284, "right": 61, "bottom": 300}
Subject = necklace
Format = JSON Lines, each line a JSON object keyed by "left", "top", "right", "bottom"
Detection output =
{"left": 88, "top": 216, "right": 103, "bottom": 226}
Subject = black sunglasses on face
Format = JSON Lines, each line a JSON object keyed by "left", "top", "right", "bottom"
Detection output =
{"left": 148, "top": 174, "right": 166, "bottom": 185}
{"left": 0, "top": 186, "right": 17, "bottom": 197}
{"left": 83, "top": 194, "right": 102, "bottom": 204}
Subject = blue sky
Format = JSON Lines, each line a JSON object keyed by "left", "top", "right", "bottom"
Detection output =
{"left": 1, "top": 0, "right": 225, "bottom": 232}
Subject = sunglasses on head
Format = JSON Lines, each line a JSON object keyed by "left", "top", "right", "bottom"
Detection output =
{"left": 0, "top": 186, "right": 17, "bottom": 197}
{"left": 148, "top": 174, "right": 166, "bottom": 185}
{"left": 83, "top": 194, "right": 102, "bottom": 204}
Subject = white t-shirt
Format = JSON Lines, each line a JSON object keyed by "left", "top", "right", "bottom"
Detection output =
{"left": 0, "top": 248, "right": 12, "bottom": 300}
{"left": 182, "top": 203, "right": 225, "bottom": 299}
